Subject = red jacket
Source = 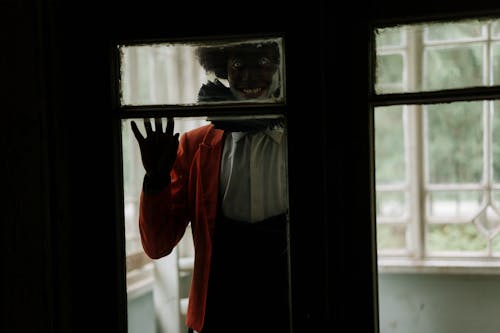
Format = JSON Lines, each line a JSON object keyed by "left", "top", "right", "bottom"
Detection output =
{"left": 139, "top": 124, "right": 224, "bottom": 332}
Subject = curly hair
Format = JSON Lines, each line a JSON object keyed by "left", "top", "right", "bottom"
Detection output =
{"left": 195, "top": 40, "right": 280, "bottom": 80}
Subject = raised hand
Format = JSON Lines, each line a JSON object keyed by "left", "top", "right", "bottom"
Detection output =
{"left": 131, "top": 117, "right": 179, "bottom": 187}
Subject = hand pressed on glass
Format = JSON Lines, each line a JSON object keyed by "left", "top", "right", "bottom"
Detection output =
{"left": 131, "top": 117, "right": 179, "bottom": 191}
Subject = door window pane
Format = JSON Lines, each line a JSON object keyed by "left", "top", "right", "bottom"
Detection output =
{"left": 118, "top": 37, "right": 285, "bottom": 106}
{"left": 375, "top": 19, "right": 500, "bottom": 94}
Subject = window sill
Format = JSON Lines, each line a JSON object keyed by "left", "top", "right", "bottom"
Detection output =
{"left": 378, "top": 258, "right": 500, "bottom": 275}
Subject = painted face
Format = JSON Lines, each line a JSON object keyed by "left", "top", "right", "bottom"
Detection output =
{"left": 227, "top": 46, "right": 279, "bottom": 100}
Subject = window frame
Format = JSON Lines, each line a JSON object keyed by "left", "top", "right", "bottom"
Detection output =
{"left": 372, "top": 16, "right": 500, "bottom": 275}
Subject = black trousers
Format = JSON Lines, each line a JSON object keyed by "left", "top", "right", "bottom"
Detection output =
{"left": 190, "top": 214, "right": 290, "bottom": 333}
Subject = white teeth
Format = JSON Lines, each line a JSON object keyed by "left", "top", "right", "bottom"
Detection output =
{"left": 243, "top": 88, "right": 262, "bottom": 94}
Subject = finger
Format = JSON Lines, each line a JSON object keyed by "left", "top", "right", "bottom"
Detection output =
{"left": 166, "top": 117, "right": 175, "bottom": 135}
{"left": 130, "top": 121, "right": 145, "bottom": 144}
{"left": 155, "top": 117, "right": 163, "bottom": 133}
{"left": 144, "top": 118, "right": 153, "bottom": 137}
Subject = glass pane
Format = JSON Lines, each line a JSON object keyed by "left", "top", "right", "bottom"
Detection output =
{"left": 376, "top": 191, "right": 408, "bottom": 218}
{"left": 377, "top": 224, "right": 407, "bottom": 250}
{"left": 375, "top": 28, "right": 404, "bottom": 47}
{"left": 427, "top": 191, "right": 484, "bottom": 219}
{"left": 118, "top": 37, "right": 285, "bottom": 106}
{"left": 122, "top": 115, "right": 290, "bottom": 333}
{"left": 122, "top": 120, "right": 146, "bottom": 255}
{"left": 374, "top": 18, "right": 498, "bottom": 94}
{"left": 493, "top": 102, "right": 500, "bottom": 183}
{"left": 423, "top": 45, "right": 483, "bottom": 91}
{"left": 375, "top": 54, "right": 404, "bottom": 94}
{"left": 492, "top": 233, "right": 500, "bottom": 252}
{"left": 425, "top": 21, "right": 484, "bottom": 42}
{"left": 491, "top": 43, "right": 500, "bottom": 85}
{"left": 426, "top": 102, "right": 483, "bottom": 184}
{"left": 492, "top": 191, "right": 500, "bottom": 211}
{"left": 375, "top": 105, "right": 406, "bottom": 184}
{"left": 492, "top": 19, "right": 500, "bottom": 37}
{"left": 122, "top": 118, "right": 210, "bottom": 255}
{"left": 427, "top": 223, "right": 487, "bottom": 252}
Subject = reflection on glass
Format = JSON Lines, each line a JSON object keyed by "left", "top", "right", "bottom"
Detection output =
{"left": 375, "top": 18, "right": 500, "bottom": 94}
{"left": 118, "top": 37, "right": 285, "bottom": 106}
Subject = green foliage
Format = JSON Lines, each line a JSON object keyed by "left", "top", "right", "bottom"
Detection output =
{"left": 377, "top": 224, "right": 406, "bottom": 250}
{"left": 424, "top": 45, "right": 483, "bottom": 91}
{"left": 427, "top": 223, "right": 486, "bottom": 251}
{"left": 375, "top": 106, "right": 406, "bottom": 184}
{"left": 493, "top": 102, "right": 500, "bottom": 182}
{"left": 376, "top": 54, "right": 404, "bottom": 94}
{"left": 426, "top": 102, "right": 483, "bottom": 183}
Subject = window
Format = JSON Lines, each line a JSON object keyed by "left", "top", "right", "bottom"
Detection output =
{"left": 374, "top": 17, "right": 500, "bottom": 273}
{"left": 115, "top": 35, "right": 287, "bottom": 333}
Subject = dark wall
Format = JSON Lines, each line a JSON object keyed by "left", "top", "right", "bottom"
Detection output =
{"left": 13, "top": 0, "right": 500, "bottom": 332}
{"left": 2, "top": 1, "right": 122, "bottom": 332}
{"left": 2, "top": 1, "right": 336, "bottom": 332}
{"left": 2, "top": 1, "right": 53, "bottom": 332}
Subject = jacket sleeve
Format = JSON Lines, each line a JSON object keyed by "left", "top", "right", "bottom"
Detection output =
{"left": 138, "top": 132, "right": 192, "bottom": 259}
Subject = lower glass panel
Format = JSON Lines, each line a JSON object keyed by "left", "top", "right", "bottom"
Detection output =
{"left": 121, "top": 116, "right": 291, "bottom": 333}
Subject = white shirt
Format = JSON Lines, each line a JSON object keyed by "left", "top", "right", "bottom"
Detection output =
{"left": 219, "top": 128, "right": 289, "bottom": 222}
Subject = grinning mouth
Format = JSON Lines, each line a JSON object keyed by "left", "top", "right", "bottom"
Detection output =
{"left": 239, "top": 87, "right": 266, "bottom": 99}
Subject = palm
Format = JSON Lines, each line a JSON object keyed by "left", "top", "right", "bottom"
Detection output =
{"left": 131, "top": 117, "right": 179, "bottom": 181}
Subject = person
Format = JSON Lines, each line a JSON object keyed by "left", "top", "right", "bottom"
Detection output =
{"left": 131, "top": 40, "right": 290, "bottom": 333}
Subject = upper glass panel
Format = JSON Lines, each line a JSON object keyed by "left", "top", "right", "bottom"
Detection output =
{"left": 118, "top": 37, "right": 285, "bottom": 106}
{"left": 375, "top": 18, "right": 500, "bottom": 94}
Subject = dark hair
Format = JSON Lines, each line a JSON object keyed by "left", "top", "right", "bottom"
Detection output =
{"left": 195, "top": 41, "right": 280, "bottom": 79}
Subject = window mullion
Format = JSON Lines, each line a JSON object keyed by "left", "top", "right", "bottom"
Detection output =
{"left": 408, "top": 105, "right": 425, "bottom": 260}
{"left": 407, "top": 27, "right": 426, "bottom": 260}
{"left": 485, "top": 101, "right": 494, "bottom": 256}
